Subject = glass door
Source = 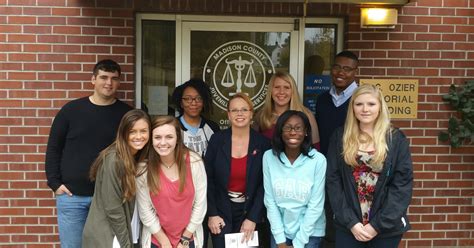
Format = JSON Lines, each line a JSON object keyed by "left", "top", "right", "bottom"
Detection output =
{"left": 181, "top": 21, "right": 299, "bottom": 128}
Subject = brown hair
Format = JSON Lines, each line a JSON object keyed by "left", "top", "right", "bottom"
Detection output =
{"left": 145, "top": 115, "right": 189, "bottom": 194}
{"left": 90, "top": 109, "right": 151, "bottom": 202}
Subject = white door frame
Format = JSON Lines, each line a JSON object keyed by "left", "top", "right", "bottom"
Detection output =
{"left": 135, "top": 14, "right": 343, "bottom": 108}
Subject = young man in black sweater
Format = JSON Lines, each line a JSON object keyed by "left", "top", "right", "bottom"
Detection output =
{"left": 45, "top": 59, "right": 132, "bottom": 248}
{"left": 314, "top": 51, "right": 359, "bottom": 248}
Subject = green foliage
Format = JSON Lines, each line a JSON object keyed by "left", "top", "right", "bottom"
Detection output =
{"left": 438, "top": 80, "right": 474, "bottom": 147}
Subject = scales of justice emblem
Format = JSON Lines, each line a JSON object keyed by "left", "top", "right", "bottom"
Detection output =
{"left": 203, "top": 41, "right": 275, "bottom": 111}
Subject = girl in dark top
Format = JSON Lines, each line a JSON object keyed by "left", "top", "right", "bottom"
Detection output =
{"left": 83, "top": 109, "right": 151, "bottom": 248}
{"left": 205, "top": 93, "right": 271, "bottom": 248}
{"left": 326, "top": 84, "right": 413, "bottom": 248}
{"left": 172, "top": 79, "right": 220, "bottom": 156}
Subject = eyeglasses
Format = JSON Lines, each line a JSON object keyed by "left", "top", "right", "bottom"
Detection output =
{"left": 229, "top": 108, "right": 250, "bottom": 114}
{"left": 331, "top": 64, "right": 357, "bottom": 73}
{"left": 282, "top": 125, "right": 304, "bottom": 133}
{"left": 182, "top": 96, "right": 203, "bottom": 104}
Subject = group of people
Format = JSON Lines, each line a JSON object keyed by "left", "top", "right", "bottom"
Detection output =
{"left": 45, "top": 51, "right": 413, "bottom": 248}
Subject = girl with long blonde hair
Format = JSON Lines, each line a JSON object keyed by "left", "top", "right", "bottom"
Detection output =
{"left": 254, "top": 71, "right": 320, "bottom": 147}
{"left": 326, "top": 84, "right": 413, "bottom": 248}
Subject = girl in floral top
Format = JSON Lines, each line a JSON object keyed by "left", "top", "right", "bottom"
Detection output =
{"left": 326, "top": 84, "right": 413, "bottom": 248}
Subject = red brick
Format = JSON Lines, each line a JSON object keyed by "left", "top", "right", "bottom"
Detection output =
{"left": 24, "top": 63, "right": 52, "bottom": 71}
{"left": 37, "top": 0, "right": 65, "bottom": 6}
{"left": 455, "top": 42, "right": 474, "bottom": 50}
{"left": 0, "top": 24, "right": 21, "bottom": 33}
{"left": 24, "top": 25, "right": 52, "bottom": 34}
{"left": 444, "top": 0, "right": 469, "bottom": 7}
{"left": 429, "top": 25, "right": 455, "bottom": 33}
{"left": 24, "top": 44, "right": 52, "bottom": 52}
{"left": 82, "top": 27, "right": 111, "bottom": 36}
{"left": 456, "top": 8, "right": 474, "bottom": 16}
{"left": 421, "top": 214, "right": 446, "bottom": 222}
{"left": 37, "top": 35, "right": 66, "bottom": 43}
{"left": 52, "top": 44, "right": 81, "bottom": 53}
{"left": 422, "top": 198, "right": 447, "bottom": 205}
{"left": 402, "top": 7, "right": 429, "bottom": 15}
{"left": 112, "top": 27, "right": 133, "bottom": 36}
{"left": 401, "top": 42, "right": 427, "bottom": 50}
{"left": 0, "top": 6, "right": 23, "bottom": 15}
{"left": 67, "top": 17, "right": 95, "bottom": 25}
{"left": 388, "top": 51, "right": 413, "bottom": 58}
{"left": 417, "top": 16, "right": 442, "bottom": 24}
{"left": 420, "top": 231, "right": 445, "bottom": 238}
{"left": 374, "top": 42, "right": 401, "bottom": 49}
{"left": 38, "top": 73, "right": 66, "bottom": 81}
{"left": 9, "top": 53, "right": 36, "bottom": 62}
{"left": 97, "top": 18, "right": 125, "bottom": 27}
{"left": 38, "top": 17, "right": 67, "bottom": 25}
{"left": 429, "top": 42, "right": 454, "bottom": 50}
{"left": 427, "top": 60, "right": 453, "bottom": 68}
{"left": 8, "top": 34, "right": 36, "bottom": 43}
{"left": 456, "top": 25, "right": 474, "bottom": 34}
{"left": 8, "top": 16, "right": 36, "bottom": 24}
{"left": 414, "top": 68, "right": 439, "bottom": 76}
{"left": 443, "top": 16, "right": 468, "bottom": 25}
{"left": 433, "top": 239, "right": 458, "bottom": 247}
{"left": 52, "top": 8, "right": 80, "bottom": 16}
{"left": 414, "top": 51, "right": 440, "bottom": 59}
{"left": 66, "top": 35, "right": 95, "bottom": 44}
{"left": 53, "top": 26, "right": 81, "bottom": 34}
{"left": 441, "top": 69, "right": 465, "bottom": 77}
{"left": 423, "top": 180, "right": 448, "bottom": 188}
{"left": 82, "top": 45, "right": 111, "bottom": 53}
{"left": 442, "top": 33, "right": 467, "bottom": 42}
{"left": 23, "top": 100, "right": 52, "bottom": 108}
{"left": 430, "top": 7, "right": 455, "bottom": 15}
{"left": 402, "top": 24, "right": 428, "bottom": 32}
{"left": 401, "top": 60, "right": 426, "bottom": 67}
{"left": 8, "top": 72, "right": 37, "bottom": 80}
{"left": 23, "top": 7, "right": 51, "bottom": 15}
{"left": 50, "top": 64, "right": 80, "bottom": 72}
{"left": 96, "top": 36, "right": 125, "bottom": 45}
{"left": 446, "top": 231, "right": 471, "bottom": 238}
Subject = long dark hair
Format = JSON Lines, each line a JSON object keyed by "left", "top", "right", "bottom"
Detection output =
{"left": 272, "top": 110, "right": 313, "bottom": 163}
{"left": 90, "top": 109, "right": 151, "bottom": 202}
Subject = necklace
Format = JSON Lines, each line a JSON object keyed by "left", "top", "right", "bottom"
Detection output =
{"left": 161, "top": 161, "right": 176, "bottom": 169}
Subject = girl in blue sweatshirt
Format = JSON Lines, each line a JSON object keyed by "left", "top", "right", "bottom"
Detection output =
{"left": 263, "top": 110, "right": 326, "bottom": 248}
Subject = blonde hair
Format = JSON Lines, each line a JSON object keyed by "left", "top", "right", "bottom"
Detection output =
{"left": 146, "top": 116, "right": 189, "bottom": 194}
{"left": 255, "top": 71, "right": 313, "bottom": 131}
{"left": 228, "top": 92, "right": 254, "bottom": 113}
{"left": 342, "top": 84, "right": 391, "bottom": 169}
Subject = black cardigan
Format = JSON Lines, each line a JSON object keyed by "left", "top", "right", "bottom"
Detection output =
{"left": 204, "top": 128, "right": 271, "bottom": 225}
{"left": 326, "top": 127, "right": 413, "bottom": 237}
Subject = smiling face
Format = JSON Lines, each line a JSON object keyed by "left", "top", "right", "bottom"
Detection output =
{"left": 271, "top": 77, "right": 292, "bottom": 108}
{"left": 181, "top": 86, "right": 203, "bottom": 119}
{"left": 152, "top": 124, "right": 178, "bottom": 159}
{"left": 91, "top": 69, "right": 120, "bottom": 101}
{"left": 127, "top": 118, "right": 150, "bottom": 155}
{"left": 282, "top": 115, "right": 306, "bottom": 151}
{"left": 353, "top": 93, "right": 381, "bottom": 128}
{"left": 331, "top": 56, "right": 358, "bottom": 94}
{"left": 227, "top": 97, "right": 252, "bottom": 128}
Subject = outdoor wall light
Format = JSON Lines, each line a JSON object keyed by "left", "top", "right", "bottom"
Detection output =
{"left": 360, "top": 8, "right": 398, "bottom": 28}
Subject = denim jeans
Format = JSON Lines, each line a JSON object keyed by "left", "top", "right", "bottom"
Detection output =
{"left": 56, "top": 194, "right": 92, "bottom": 248}
{"left": 271, "top": 235, "right": 322, "bottom": 248}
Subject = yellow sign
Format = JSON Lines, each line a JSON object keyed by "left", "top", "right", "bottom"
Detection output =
{"left": 360, "top": 79, "right": 418, "bottom": 119}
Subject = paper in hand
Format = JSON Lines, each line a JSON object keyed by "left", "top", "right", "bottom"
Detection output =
{"left": 224, "top": 231, "right": 259, "bottom": 248}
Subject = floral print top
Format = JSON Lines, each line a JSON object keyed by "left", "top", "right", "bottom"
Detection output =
{"left": 353, "top": 150, "right": 381, "bottom": 225}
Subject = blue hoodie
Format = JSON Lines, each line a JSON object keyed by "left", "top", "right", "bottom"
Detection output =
{"left": 263, "top": 148, "right": 326, "bottom": 248}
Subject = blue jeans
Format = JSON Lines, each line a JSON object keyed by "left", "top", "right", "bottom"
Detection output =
{"left": 56, "top": 194, "right": 92, "bottom": 248}
{"left": 271, "top": 235, "right": 322, "bottom": 248}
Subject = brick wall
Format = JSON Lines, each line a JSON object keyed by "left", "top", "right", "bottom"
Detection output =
{"left": 0, "top": 0, "right": 473, "bottom": 247}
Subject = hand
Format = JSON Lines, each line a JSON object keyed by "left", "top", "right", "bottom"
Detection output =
{"left": 277, "top": 243, "right": 288, "bottom": 248}
{"left": 363, "top": 223, "right": 378, "bottom": 240}
{"left": 240, "top": 219, "right": 256, "bottom": 243}
{"left": 208, "top": 216, "right": 225, "bottom": 235}
{"left": 177, "top": 243, "right": 186, "bottom": 248}
{"left": 153, "top": 230, "right": 172, "bottom": 248}
{"left": 350, "top": 222, "right": 371, "bottom": 242}
{"left": 55, "top": 185, "right": 72, "bottom": 196}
